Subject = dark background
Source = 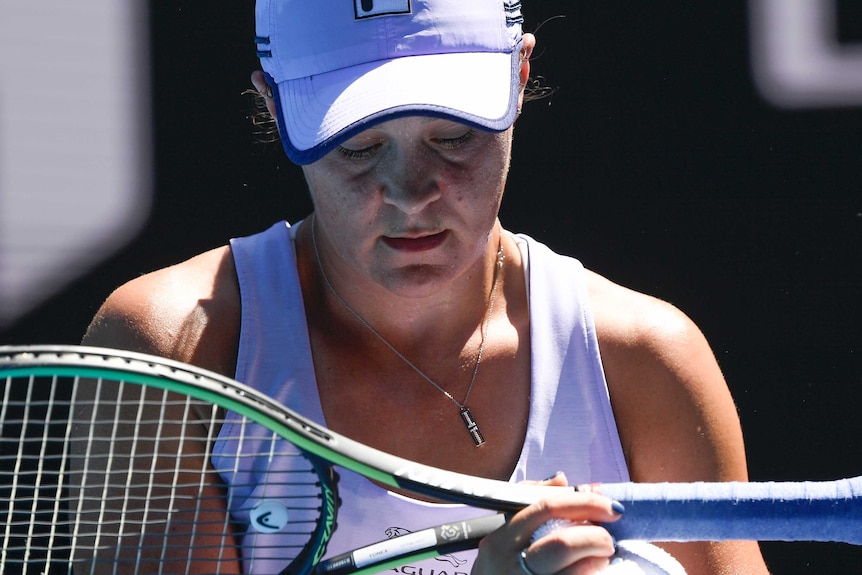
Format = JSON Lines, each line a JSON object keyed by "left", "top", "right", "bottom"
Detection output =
{"left": 2, "top": 2, "right": 860, "bottom": 572}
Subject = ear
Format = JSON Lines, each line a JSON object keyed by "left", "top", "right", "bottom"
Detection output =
{"left": 517, "top": 33, "right": 536, "bottom": 114}
{"left": 251, "top": 70, "right": 279, "bottom": 120}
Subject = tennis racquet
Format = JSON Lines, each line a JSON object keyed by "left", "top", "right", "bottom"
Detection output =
{"left": 0, "top": 345, "right": 859, "bottom": 575}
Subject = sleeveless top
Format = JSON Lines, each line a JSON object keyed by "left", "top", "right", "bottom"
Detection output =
{"left": 213, "top": 220, "right": 631, "bottom": 574}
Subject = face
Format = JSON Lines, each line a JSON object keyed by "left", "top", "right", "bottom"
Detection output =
{"left": 302, "top": 116, "right": 514, "bottom": 297}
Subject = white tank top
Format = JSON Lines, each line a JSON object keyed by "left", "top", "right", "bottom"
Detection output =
{"left": 214, "top": 220, "right": 635, "bottom": 574}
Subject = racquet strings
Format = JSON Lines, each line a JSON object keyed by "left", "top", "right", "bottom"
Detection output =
{"left": 0, "top": 372, "right": 333, "bottom": 575}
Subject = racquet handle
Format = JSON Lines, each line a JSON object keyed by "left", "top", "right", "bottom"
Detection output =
{"left": 600, "top": 476, "right": 862, "bottom": 544}
{"left": 317, "top": 514, "right": 507, "bottom": 574}
{"left": 317, "top": 477, "right": 861, "bottom": 575}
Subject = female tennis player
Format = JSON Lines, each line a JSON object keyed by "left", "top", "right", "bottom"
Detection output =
{"left": 82, "top": 1, "right": 769, "bottom": 573}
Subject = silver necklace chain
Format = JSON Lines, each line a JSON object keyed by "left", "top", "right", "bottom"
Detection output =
{"left": 310, "top": 216, "right": 504, "bottom": 446}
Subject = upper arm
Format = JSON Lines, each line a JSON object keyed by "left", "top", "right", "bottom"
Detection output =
{"left": 70, "top": 380, "right": 241, "bottom": 574}
{"left": 82, "top": 246, "right": 241, "bottom": 376}
{"left": 75, "top": 246, "right": 244, "bottom": 573}
{"left": 598, "top": 296, "right": 748, "bottom": 484}
{"left": 587, "top": 272, "right": 769, "bottom": 574}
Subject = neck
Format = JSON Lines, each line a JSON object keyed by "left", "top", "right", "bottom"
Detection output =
{"left": 308, "top": 215, "right": 505, "bottom": 449}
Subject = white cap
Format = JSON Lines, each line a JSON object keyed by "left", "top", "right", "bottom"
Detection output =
{"left": 255, "top": 0, "right": 524, "bottom": 164}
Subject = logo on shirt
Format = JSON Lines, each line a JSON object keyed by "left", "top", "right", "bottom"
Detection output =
{"left": 250, "top": 500, "right": 290, "bottom": 533}
{"left": 354, "top": 0, "right": 411, "bottom": 19}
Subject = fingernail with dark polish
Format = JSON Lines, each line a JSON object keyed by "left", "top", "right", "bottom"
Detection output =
{"left": 611, "top": 500, "right": 626, "bottom": 515}
{"left": 543, "top": 471, "right": 563, "bottom": 481}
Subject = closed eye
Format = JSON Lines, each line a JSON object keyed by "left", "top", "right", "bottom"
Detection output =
{"left": 335, "top": 142, "right": 382, "bottom": 160}
{"left": 436, "top": 129, "right": 475, "bottom": 149}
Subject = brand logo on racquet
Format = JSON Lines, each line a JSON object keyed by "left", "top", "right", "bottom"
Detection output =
{"left": 438, "top": 523, "right": 464, "bottom": 541}
{"left": 250, "top": 500, "right": 290, "bottom": 533}
{"left": 313, "top": 483, "right": 339, "bottom": 564}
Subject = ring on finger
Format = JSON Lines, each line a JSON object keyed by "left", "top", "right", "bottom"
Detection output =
{"left": 518, "top": 549, "right": 540, "bottom": 575}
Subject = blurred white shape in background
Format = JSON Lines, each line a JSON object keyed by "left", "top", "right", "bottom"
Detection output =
{"left": 0, "top": 1, "right": 152, "bottom": 327}
{"left": 750, "top": 0, "right": 862, "bottom": 108}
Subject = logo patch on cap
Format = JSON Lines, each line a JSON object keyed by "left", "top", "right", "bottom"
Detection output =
{"left": 354, "top": 0, "right": 411, "bottom": 19}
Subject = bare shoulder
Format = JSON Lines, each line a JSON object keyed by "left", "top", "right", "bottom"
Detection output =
{"left": 584, "top": 269, "right": 697, "bottom": 355}
{"left": 82, "top": 246, "right": 241, "bottom": 375}
{"left": 584, "top": 269, "right": 769, "bottom": 574}
{"left": 583, "top": 268, "right": 748, "bottom": 482}
{"left": 585, "top": 269, "right": 713, "bottom": 402}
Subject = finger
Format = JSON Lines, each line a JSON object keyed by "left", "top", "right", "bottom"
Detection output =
{"left": 542, "top": 471, "right": 569, "bottom": 487}
{"left": 509, "top": 491, "right": 625, "bottom": 547}
{"left": 519, "top": 470, "right": 570, "bottom": 487}
{"left": 522, "top": 523, "right": 615, "bottom": 575}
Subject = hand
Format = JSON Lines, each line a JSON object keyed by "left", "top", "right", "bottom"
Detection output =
{"left": 472, "top": 473, "right": 624, "bottom": 575}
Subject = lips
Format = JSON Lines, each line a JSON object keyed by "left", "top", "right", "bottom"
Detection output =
{"left": 382, "top": 230, "right": 448, "bottom": 253}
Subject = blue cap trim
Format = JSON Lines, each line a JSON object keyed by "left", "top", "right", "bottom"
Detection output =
{"left": 265, "top": 41, "right": 522, "bottom": 165}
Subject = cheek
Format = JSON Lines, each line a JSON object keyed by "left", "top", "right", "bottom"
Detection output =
{"left": 304, "top": 166, "right": 369, "bottom": 217}
{"left": 468, "top": 132, "right": 511, "bottom": 185}
{"left": 459, "top": 150, "right": 509, "bottom": 207}
{"left": 303, "top": 173, "right": 381, "bottom": 256}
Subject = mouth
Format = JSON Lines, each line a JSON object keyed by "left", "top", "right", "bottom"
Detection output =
{"left": 382, "top": 230, "right": 449, "bottom": 253}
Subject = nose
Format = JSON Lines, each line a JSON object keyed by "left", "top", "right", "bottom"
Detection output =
{"left": 380, "top": 148, "right": 442, "bottom": 215}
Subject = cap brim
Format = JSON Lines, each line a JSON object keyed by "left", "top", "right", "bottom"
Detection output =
{"left": 272, "top": 49, "right": 521, "bottom": 165}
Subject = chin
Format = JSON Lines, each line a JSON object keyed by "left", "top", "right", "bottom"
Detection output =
{"left": 377, "top": 264, "right": 456, "bottom": 298}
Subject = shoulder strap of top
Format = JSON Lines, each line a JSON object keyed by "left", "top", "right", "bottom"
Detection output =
{"left": 514, "top": 234, "right": 629, "bottom": 483}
